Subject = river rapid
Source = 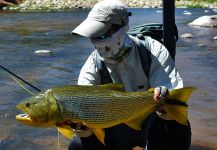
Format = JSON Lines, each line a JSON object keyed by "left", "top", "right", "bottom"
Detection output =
{"left": 0, "top": 8, "right": 217, "bottom": 150}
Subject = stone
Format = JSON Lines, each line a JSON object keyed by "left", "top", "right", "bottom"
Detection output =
{"left": 188, "top": 15, "right": 217, "bottom": 27}
{"left": 34, "top": 50, "right": 52, "bottom": 55}
{"left": 183, "top": 11, "right": 192, "bottom": 15}
{"left": 180, "top": 33, "right": 194, "bottom": 38}
{"left": 213, "top": 36, "right": 217, "bottom": 40}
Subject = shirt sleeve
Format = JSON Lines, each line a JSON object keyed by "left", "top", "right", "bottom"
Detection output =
{"left": 77, "top": 50, "right": 101, "bottom": 85}
{"left": 146, "top": 37, "right": 183, "bottom": 89}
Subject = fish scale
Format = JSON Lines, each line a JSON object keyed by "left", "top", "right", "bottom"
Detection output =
{"left": 53, "top": 86, "right": 155, "bottom": 128}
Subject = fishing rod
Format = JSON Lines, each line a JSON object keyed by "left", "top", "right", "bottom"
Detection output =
{"left": 0, "top": 65, "right": 41, "bottom": 92}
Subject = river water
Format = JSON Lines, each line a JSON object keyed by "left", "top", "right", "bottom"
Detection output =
{"left": 0, "top": 8, "right": 217, "bottom": 150}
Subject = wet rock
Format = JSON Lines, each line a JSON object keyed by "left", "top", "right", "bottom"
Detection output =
{"left": 156, "top": 10, "right": 163, "bottom": 13}
{"left": 34, "top": 50, "right": 52, "bottom": 55}
{"left": 198, "top": 43, "right": 205, "bottom": 47}
{"left": 188, "top": 15, "right": 217, "bottom": 27}
{"left": 180, "top": 33, "right": 194, "bottom": 38}
{"left": 183, "top": 11, "right": 192, "bottom": 15}
{"left": 212, "top": 8, "right": 217, "bottom": 13}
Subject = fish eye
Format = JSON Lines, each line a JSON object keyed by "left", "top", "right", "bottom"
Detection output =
{"left": 26, "top": 102, "right": 30, "bottom": 107}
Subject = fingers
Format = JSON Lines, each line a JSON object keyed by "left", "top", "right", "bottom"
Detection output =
{"left": 153, "top": 86, "right": 169, "bottom": 101}
{"left": 74, "top": 128, "right": 93, "bottom": 138}
{"left": 132, "top": 146, "right": 144, "bottom": 150}
{"left": 159, "top": 86, "right": 169, "bottom": 98}
{"left": 75, "top": 122, "right": 82, "bottom": 130}
{"left": 153, "top": 88, "right": 161, "bottom": 101}
{"left": 73, "top": 122, "right": 93, "bottom": 138}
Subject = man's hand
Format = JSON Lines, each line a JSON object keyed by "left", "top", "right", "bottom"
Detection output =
{"left": 153, "top": 86, "right": 173, "bottom": 120}
{"left": 153, "top": 86, "right": 168, "bottom": 101}
{"left": 153, "top": 86, "right": 167, "bottom": 115}
{"left": 74, "top": 128, "right": 93, "bottom": 138}
{"left": 73, "top": 122, "right": 93, "bottom": 138}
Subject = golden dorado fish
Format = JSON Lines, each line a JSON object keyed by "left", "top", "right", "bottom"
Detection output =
{"left": 16, "top": 83, "right": 195, "bottom": 144}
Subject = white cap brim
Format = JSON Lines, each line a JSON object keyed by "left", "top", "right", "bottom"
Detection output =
{"left": 71, "top": 19, "right": 112, "bottom": 38}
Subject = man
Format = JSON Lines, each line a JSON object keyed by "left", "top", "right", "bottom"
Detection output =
{"left": 70, "top": 0, "right": 191, "bottom": 150}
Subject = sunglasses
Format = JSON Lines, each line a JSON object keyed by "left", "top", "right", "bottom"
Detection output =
{"left": 91, "top": 24, "right": 123, "bottom": 41}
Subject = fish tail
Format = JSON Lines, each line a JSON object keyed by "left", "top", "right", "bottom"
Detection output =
{"left": 163, "top": 87, "right": 196, "bottom": 125}
{"left": 167, "top": 87, "right": 196, "bottom": 103}
{"left": 163, "top": 105, "right": 188, "bottom": 125}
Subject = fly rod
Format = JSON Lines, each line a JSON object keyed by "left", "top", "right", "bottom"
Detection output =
{"left": 0, "top": 65, "right": 41, "bottom": 92}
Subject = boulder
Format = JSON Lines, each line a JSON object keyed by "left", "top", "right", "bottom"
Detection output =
{"left": 180, "top": 33, "right": 194, "bottom": 38}
{"left": 34, "top": 50, "right": 52, "bottom": 55}
{"left": 183, "top": 11, "right": 192, "bottom": 15}
{"left": 188, "top": 15, "right": 217, "bottom": 27}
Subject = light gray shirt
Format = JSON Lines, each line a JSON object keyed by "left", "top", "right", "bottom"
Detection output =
{"left": 78, "top": 35, "right": 183, "bottom": 92}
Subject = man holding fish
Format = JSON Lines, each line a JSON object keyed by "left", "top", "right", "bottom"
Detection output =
{"left": 70, "top": 0, "right": 191, "bottom": 150}
{"left": 15, "top": 0, "right": 193, "bottom": 150}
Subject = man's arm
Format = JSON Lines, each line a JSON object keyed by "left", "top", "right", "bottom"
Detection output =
{"left": 78, "top": 50, "right": 101, "bottom": 85}
{"left": 146, "top": 37, "right": 183, "bottom": 90}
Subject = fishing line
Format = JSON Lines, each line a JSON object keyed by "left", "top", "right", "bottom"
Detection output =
{"left": 0, "top": 65, "right": 41, "bottom": 92}
{"left": 57, "top": 130, "right": 61, "bottom": 150}
{"left": 1, "top": 65, "right": 64, "bottom": 149}
{"left": 11, "top": 76, "right": 35, "bottom": 95}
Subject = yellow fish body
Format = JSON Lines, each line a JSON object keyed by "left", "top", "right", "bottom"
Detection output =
{"left": 16, "top": 83, "right": 195, "bottom": 144}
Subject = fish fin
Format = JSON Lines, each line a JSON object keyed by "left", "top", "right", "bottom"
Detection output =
{"left": 57, "top": 125, "right": 74, "bottom": 139}
{"left": 125, "top": 120, "right": 142, "bottom": 130}
{"left": 92, "top": 129, "right": 105, "bottom": 145}
{"left": 126, "top": 106, "right": 156, "bottom": 130}
{"left": 97, "top": 83, "right": 124, "bottom": 91}
{"left": 167, "top": 87, "right": 196, "bottom": 103}
{"left": 164, "top": 105, "right": 188, "bottom": 125}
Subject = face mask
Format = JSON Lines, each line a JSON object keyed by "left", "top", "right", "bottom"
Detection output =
{"left": 91, "top": 24, "right": 129, "bottom": 64}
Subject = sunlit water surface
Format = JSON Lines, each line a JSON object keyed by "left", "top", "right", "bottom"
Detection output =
{"left": 0, "top": 8, "right": 217, "bottom": 150}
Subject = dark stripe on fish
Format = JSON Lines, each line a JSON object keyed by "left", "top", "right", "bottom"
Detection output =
{"left": 165, "top": 99, "right": 188, "bottom": 106}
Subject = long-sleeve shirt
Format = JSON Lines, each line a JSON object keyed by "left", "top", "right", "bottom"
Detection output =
{"left": 78, "top": 35, "right": 183, "bottom": 92}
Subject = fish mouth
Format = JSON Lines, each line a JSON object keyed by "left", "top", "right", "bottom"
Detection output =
{"left": 15, "top": 113, "right": 53, "bottom": 127}
{"left": 16, "top": 104, "right": 33, "bottom": 124}
{"left": 16, "top": 113, "right": 32, "bottom": 122}
{"left": 15, "top": 102, "right": 57, "bottom": 127}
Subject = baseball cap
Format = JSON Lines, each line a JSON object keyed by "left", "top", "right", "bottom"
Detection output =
{"left": 71, "top": 0, "right": 130, "bottom": 38}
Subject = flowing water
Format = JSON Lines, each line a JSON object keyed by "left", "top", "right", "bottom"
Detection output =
{"left": 0, "top": 8, "right": 217, "bottom": 150}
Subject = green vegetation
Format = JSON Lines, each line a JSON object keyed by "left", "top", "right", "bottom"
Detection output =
{"left": 194, "top": 0, "right": 216, "bottom": 2}
{"left": 176, "top": 0, "right": 217, "bottom": 8}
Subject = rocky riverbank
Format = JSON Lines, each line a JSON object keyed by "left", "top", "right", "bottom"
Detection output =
{"left": 1, "top": 0, "right": 217, "bottom": 10}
